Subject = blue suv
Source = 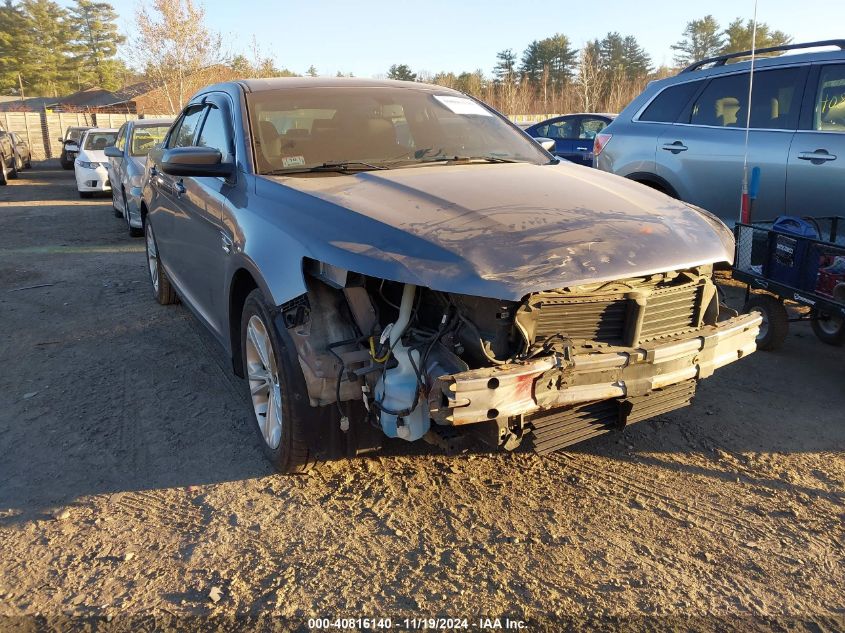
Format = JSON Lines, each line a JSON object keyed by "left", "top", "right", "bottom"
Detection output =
{"left": 595, "top": 40, "right": 845, "bottom": 222}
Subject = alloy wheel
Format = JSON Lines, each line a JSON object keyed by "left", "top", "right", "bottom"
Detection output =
{"left": 245, "top": 315, "right": 283, "bottom": 450}
{"left": 145, "top": 223, "right": 159, "bottom": 294}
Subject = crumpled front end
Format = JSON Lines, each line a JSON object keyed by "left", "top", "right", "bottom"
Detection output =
{"left": 280, "top": 262, "right": 760, "bottom": 454}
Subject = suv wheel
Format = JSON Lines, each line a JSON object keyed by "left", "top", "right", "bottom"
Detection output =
{"left": 0, "top": 156, "right": 7, "bottom": 186}
{"left": 241, "top": 289, "right": 321, "bottom": 474}
{"left": 145, "top": 220, "right": 177, "bottom": 305}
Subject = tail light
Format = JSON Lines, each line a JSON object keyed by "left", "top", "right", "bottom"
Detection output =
{"left": 593, "top": 132, "right": 612, "bottom": 157}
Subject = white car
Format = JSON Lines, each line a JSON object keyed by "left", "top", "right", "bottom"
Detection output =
{"left": 74, "top": 128, "right": 118, "bottom": 198}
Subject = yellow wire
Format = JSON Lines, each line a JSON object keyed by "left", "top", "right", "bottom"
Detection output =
{"left": 369, "top": 336, "right": 391, "bottom": 363}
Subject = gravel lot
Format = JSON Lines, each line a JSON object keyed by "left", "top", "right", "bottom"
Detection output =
{"left": 1, "top": 163, "right": 844, "bottom": 632}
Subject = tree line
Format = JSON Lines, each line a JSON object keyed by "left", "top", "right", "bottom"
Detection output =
{"left": 0, "top": 1, "right": 792, "bottom": 116}
{"left": 388, "top": 15, "right": 792, "bottom": 115}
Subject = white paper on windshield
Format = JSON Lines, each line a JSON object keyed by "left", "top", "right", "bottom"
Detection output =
{"left": 434, "top": 95, "right": 492, "bottom": 116}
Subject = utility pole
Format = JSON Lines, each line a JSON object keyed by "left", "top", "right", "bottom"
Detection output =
{"left": 18, "top": 73, "right": 25, "bottom": 101}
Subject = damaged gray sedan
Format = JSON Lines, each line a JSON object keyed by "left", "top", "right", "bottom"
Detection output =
{"left": 141, "top": 78, "right": 761, "bottom": 473}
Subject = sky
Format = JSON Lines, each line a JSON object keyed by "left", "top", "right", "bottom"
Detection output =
{"left": 92, "top": 0, "right": 845, "bottom": 77}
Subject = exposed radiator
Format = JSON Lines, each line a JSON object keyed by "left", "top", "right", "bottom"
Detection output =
{"left": 527, "top": 379, "right": 697, "bottom": 455}
{"left": 527, "top": 282, "right": 705, "bottom": 347}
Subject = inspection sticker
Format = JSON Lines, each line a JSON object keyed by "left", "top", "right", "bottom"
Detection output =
{"left": 282, "top": 155, "right": 306, "bottom": 168}
{"left": 433, "top": 95, "right": 492, "bottom": 116}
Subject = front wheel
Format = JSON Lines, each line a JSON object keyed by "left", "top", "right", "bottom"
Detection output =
{"left": 0, "top": 157, "right": 7, "bottom": 186}
{"left": 145, "top": 220, "right": 177, "bottom": 305}
{"left": 744, "top": 294, "right": 789, "bottom": 351}
{"left": 811, "top": 309, "right": 845, "bottom": 346}
{"left": 241, "top": 289, "right": 323, "bottom": 474}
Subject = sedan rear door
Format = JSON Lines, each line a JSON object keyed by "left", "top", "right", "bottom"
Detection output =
{"left": 786, "top": 63, "right": 845, "bottom": 219}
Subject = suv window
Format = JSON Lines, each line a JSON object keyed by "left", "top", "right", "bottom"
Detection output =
{"left": 168, "top": 106, "right": 205, "bottom": 148}
{"left": 689, "top": 68, "right": 802, "bottom": 130}
{"left": 639, "top": 81, "right": 702, "bottom": 123}
{"left": 814, "top": 64, "right": 845, "bottom": 132}
{"left": 197, "top": 105, "right": 232, "bottom": 161}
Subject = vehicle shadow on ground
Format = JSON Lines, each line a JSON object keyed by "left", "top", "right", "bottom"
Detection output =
{"left": 2, "top": 313, "right": 843, "bottom": 527}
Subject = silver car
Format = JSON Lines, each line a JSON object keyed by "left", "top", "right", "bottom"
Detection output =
{"left": 596, "top": 40, "right": 845, "bottom": 223}
{"left": 105, "top": 118, "right": 173, "bottom": 236}
{"left": 141, "top": 78, "right": 760, "bottom": 473}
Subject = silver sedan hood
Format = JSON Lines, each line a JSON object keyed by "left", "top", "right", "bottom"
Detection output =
{"left": 265, "top": 162, "right": 734, "bottom": 300}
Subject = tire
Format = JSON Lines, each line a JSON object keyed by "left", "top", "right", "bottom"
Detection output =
{"left": 25, "top": 157, "right": 31, "bottom": 169}
{"left": 79, "top": 191, "right": 92, "bottom": 199}
{"left": 240, "top": 289, "right": 325, "bottom": 474}
{"left": 145, "top": 220, "right": 177, "bottom": 305}
{"left": 744, "top": 294, "right": 789, "bottom": 351}
{"left": 0, "top": 157, "right": 7, "bottom": 186}
{"left": 8, "top": 159, "right": 17, "bottom": 179}
{"left": 810, "top": 309, "right": 845, "bottom": 346}
{"left": 14, "top": 155, "right": 22, "bottom": 171}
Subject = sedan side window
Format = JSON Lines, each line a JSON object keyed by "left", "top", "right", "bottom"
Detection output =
{"left": 196, "top": 104, "right": 233, "bottom": 162}
{"left": 168, "top": 106, "right": 206, "bottom": 148}
{"left": 579, "top": 118, "right": 608, "bottom": 139}
{"left": 547, "top": 119, "right": 576, "bottom": 139}
{"left": 814, "top": 64, "right": 845, "bottom": 132}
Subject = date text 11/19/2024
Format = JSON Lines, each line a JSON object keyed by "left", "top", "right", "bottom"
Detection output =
{"left": 307, "top": 617, "right": 527, "bottom": 630}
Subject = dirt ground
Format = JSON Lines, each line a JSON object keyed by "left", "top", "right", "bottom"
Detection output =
{"left": 0, "top": 163, "right": 843, "bottom": 632}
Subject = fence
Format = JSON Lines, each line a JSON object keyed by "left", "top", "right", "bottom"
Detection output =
{"left": 1, "top": 112, "right": 170, "bottom": 161}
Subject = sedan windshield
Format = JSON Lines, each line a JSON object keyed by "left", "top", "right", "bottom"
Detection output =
{"left": 247, "top": 86, "right": 550, "bottom": 174}
{"left": 83, "top": 131, "right": 118, "bottom": 151}
{"left": 130, "top": 125, "right": 169, "bottom": 156}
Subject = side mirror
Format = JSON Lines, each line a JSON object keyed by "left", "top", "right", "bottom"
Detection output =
{"left": 160, "top": 146, "right": 233, "bottom": 177}
{"left": 104, "top": 145, "right": 122, "bottom": 158}
{"left": 534, "top": 137, "right": 556, "bottom": 152}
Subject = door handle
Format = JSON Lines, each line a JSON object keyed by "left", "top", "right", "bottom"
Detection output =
{"left": 221, "top": 233, "right": 233, "bottom": 254}
{"left": 797, "top": 150, "right": 837, "bottom": 163}
{"left": 174, "top": 180, "right": 186, "bottom": 196}
{"left": 661, "top": 141, "right": 688, "bottom": 153}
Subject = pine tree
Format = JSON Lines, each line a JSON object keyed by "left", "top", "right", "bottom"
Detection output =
{"left": 721, "top": 18, "right": 791, "bottom": 55}
{"left": 672, "top": 15, "right": 724, "bottom": 67}
{"left": 519, "top": 34, "right": 577, "bottom": 88}
{"left": 387, "top": 64, "right": 416, "bottom": 81}
{"left": 493, "top": 48, "right": 517, "bottom": 83}
{"left": 306, "top": 65, "right": 318, "bottom": 77}
{"left": 0, "top": 0, "right": 27, "bottom": 93}
{"left": 18, "top": 0, "right": 74, "bottom": 96}
{"left": 68, "top": 0, "right": 125, "bottom": 90}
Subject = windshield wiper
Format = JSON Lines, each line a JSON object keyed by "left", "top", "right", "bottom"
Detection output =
{"left": 386, "top": 155, "right": 524, "bottom": 168}
{"left": 264, "top": 161, "right": 389, "bottom": 175}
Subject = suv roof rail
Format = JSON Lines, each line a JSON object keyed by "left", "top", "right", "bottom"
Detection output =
{"left": 680, "top": 39, "right": 845, "bottom": 73}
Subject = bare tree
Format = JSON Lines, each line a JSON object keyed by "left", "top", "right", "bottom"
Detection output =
{"left": 128, "top": 0, "right": 226, "bottom": 113}
{"left": 576, "top": 42, "right": 603, "bottom": 112}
